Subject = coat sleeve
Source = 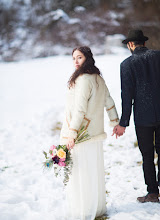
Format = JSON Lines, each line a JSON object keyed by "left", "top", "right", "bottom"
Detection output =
{"left": 105, "top": 84, "right": 119, "bottom": 127}
{"left": 119, "top": 62, "right": 135, "bottom": 127}
{"left": 68, "top": 76, "right": 92, "bottom": 139}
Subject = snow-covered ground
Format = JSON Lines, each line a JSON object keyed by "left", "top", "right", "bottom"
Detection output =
{"left": 0, "top": 50, "right": 160, "bottom": 220}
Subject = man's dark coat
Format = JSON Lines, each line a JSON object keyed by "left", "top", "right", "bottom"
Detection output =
{"left": 119, "top": 46, "right": 160, "bottom": 127}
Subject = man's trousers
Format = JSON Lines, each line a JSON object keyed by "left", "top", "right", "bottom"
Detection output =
{"left": 135, "top": 125, "right": 160, "bottom": 194}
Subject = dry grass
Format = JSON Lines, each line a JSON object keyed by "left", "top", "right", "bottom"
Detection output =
{"left": 137, "top": 161, "right": 142, "bottom": 166}
{"left": 51, "top": 121, "right": 62, "bottom": 135}
{"left": 0, "top": 166, "right": 10, "bottom": 172}
{"left": 134, "top": 141, "right": 138, "bottom": 147}
{"left": 95, "top": 215, "right": 109, "bottom": 220}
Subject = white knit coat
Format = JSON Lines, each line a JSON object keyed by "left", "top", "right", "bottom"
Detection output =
{"left": 60, "top": 74, "right": 119, "bottom": 145}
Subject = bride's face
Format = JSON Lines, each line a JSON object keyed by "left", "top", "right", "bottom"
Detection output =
{"left": 72, "top": 50, "right": 86, "bottom": 70}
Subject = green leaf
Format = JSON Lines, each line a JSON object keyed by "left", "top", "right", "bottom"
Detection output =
{"left": 49, "top": 150, "right": 53, "bottom": 155}
{"left": 43, "top": 151, "right": 48, "bottom": 159}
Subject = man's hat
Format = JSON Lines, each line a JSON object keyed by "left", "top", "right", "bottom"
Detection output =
{"left": 122, "top": 29, "right": 149, "bottom": 44}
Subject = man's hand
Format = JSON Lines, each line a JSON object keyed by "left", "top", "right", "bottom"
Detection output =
{"left": 112, "top": 124, "right": 126, "bottom": 138}
{"left": 67, "top": 137, "right": 75, "bottom": 150}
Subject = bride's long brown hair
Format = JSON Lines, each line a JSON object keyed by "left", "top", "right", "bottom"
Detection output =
{"left": 68, "top": 46, "right": 102, "bottom": 88}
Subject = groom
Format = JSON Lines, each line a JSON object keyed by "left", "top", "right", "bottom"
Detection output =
{"left": 113, "top": 29, "right": 160, "bottom": 203}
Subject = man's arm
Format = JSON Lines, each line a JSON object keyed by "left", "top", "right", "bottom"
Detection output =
{"left": 112, "top": 61, "right": 135, "bottom": 138}
{"left": 119, "top": 61, "right": 135, "bottom": 127}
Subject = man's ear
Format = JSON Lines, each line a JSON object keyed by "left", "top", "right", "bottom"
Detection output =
{"left": 127, "top": 42, "right": 131, "bottom": 49}
{"left": 127, "top": 41, "right": 134, "bottom": 48}
{"left": 130, "top": 42, "right": 134, "bottom": 48}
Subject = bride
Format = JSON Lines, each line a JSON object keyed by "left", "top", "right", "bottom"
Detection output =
{"left": 60, "top": 46, "right": 119, "bottom": 220}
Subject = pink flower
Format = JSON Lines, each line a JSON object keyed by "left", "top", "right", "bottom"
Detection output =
{"left": 58, "top": 161, "right": 66, "bottom": 167}
{"left": 50, "top": 145, "right": 56, "bottom": 151}
{"left": 59, "top": 158, "right": 65, "bottom": 162}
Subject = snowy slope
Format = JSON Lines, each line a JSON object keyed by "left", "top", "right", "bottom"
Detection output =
{"left": 0, "top": 51, "right": 160, "bottom": 220}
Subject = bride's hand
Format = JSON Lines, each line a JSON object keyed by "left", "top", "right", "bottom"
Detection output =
{"left": 67, "top": 137, "right": 75, "bottom": 150}
{"left": 112, "top": 124, "right": 126, "bottom": 139}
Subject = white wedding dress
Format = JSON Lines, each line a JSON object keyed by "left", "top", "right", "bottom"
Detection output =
{"left": 65, "top": 141, "right": 107, "bottom": 220}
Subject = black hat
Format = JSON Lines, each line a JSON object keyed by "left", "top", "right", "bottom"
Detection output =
{"left": 122, "top": 29, "right": 149, "bottom": 44}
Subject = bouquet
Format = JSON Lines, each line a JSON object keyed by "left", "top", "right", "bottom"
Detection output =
{"left": 42, "top": 126, "right": 90, "bottom": 186}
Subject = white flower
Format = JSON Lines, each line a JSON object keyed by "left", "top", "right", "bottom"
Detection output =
{"left": 52, "top": 149, "right": 57, "bottom": 157}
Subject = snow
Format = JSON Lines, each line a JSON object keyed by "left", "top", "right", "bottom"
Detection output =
{"left": 108, "top": 11, "right": 125, "bottom": 20}
{"left": 42, "top": 9, "right": 80, "bottom": 25}
{"left": 74, "top": 6, "right": 86, "bottom": 12}
{"left": 0, "top": 49, "right": 160, "bottom": 220}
